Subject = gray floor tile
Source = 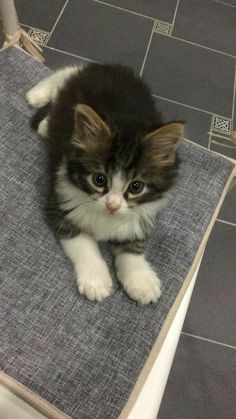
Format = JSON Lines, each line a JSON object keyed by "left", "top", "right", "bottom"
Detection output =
{"left": 143, "top": 34, "right": 235, "bottom": 117}
{"left": 100, "top": 0, "right": 178, "bottom": 22}
{"left": 210, "top": 139, "right": 236, "bottom": 160}
{"left": 153, "top": 96, "right": 211, "bottom": 148}
{"left": 48, "top": 0, "right": 153, "bottom": 71}
{"left": 173, "top": 0, "right": 236, "bottom": 56}
{"left": 233, "top": 72, "right": 236, "bottom": 131}
{"left": 14, "top": 0, "right": 66, "bottom": 32}
{"left": 158, "top": 334, "right": 236, "bottom": 419}
{"left": 43, "top": 47, "right": 91, "bottom": 70}
{"left": 218, "top": 187, "right": 236, "bottom": 224}
{"left": 183, "top": 222, "right": 236, "bottom": 347}
{"left": 0, "top": 20, "right": 4, "bottom": 47}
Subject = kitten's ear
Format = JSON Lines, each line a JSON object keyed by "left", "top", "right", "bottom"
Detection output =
{"left": 73, "top": 104, "right": 111, "bottom": 146}
{"left": 143, "top": 123, "right": 184, "bottom": 166}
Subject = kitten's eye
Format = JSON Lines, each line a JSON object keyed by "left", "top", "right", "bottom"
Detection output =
{"left": 92, "top": 173, "right": 107, "bottom": 188}
{"left": 128, "top": 180, "right": 144, "bottom": 195}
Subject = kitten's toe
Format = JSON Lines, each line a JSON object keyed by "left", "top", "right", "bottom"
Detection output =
{"left": 26, "top": 86, "right": 51, "bottom": 108}
{"left": 78, "top": 264, "right": 113, "bottom": 302}
{"left": 122, "top": 269, "right": 161, "bottom": 305}
{"left": 79, "top": 280, "right": 112, "bottom": 302}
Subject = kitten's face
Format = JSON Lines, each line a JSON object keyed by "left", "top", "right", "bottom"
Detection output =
{"left": 78, "top": 170, "right": 151, "bottom": 214}
{"left": 66, "top": 104, "right": 183, "bottom": 217}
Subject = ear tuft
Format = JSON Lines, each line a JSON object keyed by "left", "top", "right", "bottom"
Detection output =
{"left": 144, "top": 123, "right": 184, "bottom": 166}
{"left": 73, "top": 104, "right": 111, "bottom": 146}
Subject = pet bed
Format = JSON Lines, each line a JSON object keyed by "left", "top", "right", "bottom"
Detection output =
{"left": 0, "top": 47, "right": 235, "bottom": 419}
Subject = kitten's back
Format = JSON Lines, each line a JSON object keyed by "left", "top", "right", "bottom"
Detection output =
{"left": 75, "top": 63, "right": 159, "bottom": 130}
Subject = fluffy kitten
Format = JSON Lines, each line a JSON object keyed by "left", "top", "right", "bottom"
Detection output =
{"left": 26, "top": 63, "right": 184, "bottom": 304}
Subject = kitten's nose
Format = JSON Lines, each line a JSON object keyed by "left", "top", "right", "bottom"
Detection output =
{"left": 105, "top": 195, "right": 121, "bottom": 213}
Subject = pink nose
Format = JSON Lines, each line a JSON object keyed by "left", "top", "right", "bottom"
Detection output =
{"left": 105, "top": 202, "right": 121, "bottom": 214}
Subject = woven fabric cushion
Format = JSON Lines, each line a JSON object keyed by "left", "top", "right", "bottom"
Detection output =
{"left": 0, "top": 48, "right": 235, "bottom": 419}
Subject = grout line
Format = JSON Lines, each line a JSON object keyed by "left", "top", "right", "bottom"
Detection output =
{"left": 182, "top": 332, "right": 236, "bottom": 350}
{"left": 210, "top": 112, "right": 214, "bottom": 133}
{"left": 183, "top": 136, "right": 236, "bottom": 163}
{"left": 171, "top": 0, "right": 180, "bottom": 29}
{"left": 139, "top": 21, "right": 155, "bottom": 76}
{"left": 43, "top": 45, "right": 97, "bottom": 63}
{"left": 211, "top": 139, "right": 236, "bottom": 149}
{"left": 152, "top": 94, "right": 213, "bottom": 115}
{"left": 232, "top": 64, "right": 236, "bottom": 121}
{"left": 213, "top": 0, "right": 236, "bottom": 8}
{"left": 207, "top": 132, "right": 231, "bottom": 141}
{"left": 216, "top": 218, "right": 236, "bottom": 227}
{"left": 169, "top": 34, "right": 236, "bottom": 59}
{"left": 208, "top": 131, "right": 212, "bottom": 150}
{"left": 91, "top": 0, "right": 156, "bottom": 21}
{"left": 47, "top": 0, "right": 70, "bottom": 43}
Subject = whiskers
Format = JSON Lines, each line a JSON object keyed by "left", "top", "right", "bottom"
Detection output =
{"left": 59, "top": 197, "right": 92, "bottom": 212}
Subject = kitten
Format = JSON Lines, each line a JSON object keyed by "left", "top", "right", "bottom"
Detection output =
{"left": 26, "top": 63, "right": 184, "bottom": 304}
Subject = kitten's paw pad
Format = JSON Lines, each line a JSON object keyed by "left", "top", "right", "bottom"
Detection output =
{"left": 123, "top": 269, "right": 161, "bottom": 305}
{"left": 78, "top": 265, "right": 113, "bottom": 302}
{"left": 26, "top": 85, "right": 51, "bottom": 108}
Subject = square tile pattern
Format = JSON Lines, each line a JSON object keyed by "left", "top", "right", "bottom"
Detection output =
{"left": 48, "top": 0, "right": 154, "bottom": 71}
{"left": 183, "top": 221, "right": 236, "bottom": 347}
{"left": 14, "top": 0, "right": 67, "bottom": 32}
{"left": 173, "top": 0, "right": 236, "bottom": 56}
{"left": 154, "top": 20, "right": 172, "bottom": 35}
{"left": 142, "top": 34, "right": 235, "bottom": 117}
{"left": 209, "top": 114, "right": 236, "bottom": 160}
{"left": 28, "top": 28, "right": 50, "bottom": 47}
{"left": 158, "top": 334, "right": 236, "bottom": 419}
{"left": 212, "top": 115, "right": 232, "bottom": 134}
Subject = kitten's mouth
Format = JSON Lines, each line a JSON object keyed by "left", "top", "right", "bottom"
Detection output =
{"left": 107, "top": 209, "right": 118, "bottom": 215}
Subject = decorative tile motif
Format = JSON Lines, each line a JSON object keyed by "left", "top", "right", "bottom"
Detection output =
{"left": 153, "top": 20, "right": 172, "bottom": 35}
{"left": 212, "top": 115, "right": 231, "bottom": 134}
{"left": 208, "top": 115, "right": 235, "bottom": 158}
{"left": 28, "top": 28, "right": 50, "bottom": 46}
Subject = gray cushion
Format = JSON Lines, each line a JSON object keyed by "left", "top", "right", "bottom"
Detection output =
{"left": 0, "top": 48, "right": 235, "bottom": 419}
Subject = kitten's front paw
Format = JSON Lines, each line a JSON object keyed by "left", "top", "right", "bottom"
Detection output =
{"left": 121, "top": 268, "right": 161, "bottom": 305}
{"left": 77, "top": 262, "right": 113, "bottom": 302}
{"left": 26, "top": 85, "right": 50, "bottom": 108}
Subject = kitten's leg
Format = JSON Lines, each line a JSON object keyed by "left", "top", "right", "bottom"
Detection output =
{"left": 61, "top": 234, "right": 113, "bottom": 302}
{"left": 26, "top": 66, "right": 79, "bottom": 108}
{"left": 37, "top": 116, "right": 49, "bottom": 138}
{"left": 115, "top": 244, "right": 161, "bottom": 304}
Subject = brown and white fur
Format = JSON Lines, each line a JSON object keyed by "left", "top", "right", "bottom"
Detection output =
{"left": 26, "top": 64, "right": 184, "bottom": 304}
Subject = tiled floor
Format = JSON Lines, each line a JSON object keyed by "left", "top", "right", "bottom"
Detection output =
{"left": 1, "top": 1, "right": 236, "bottom": 417}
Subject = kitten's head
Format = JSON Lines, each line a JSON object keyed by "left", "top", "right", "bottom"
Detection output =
{"left": 66, "top": 104, "right": 184, "bottom": 217}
